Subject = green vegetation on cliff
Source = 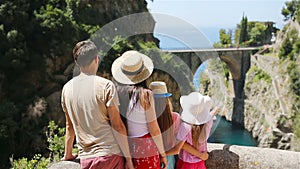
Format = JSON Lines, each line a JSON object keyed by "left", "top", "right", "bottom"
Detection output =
{"left": 0, "top": 1, "right": 195, "bottom": 168}
{"left": 274, "top": 0, "right": 300, "bottom": 144}
{"left": 0, "top": 1, "right": 102, "bottom": 166}
{"left": 0, "top": 0, "right": 160, "bottom": 168}
{"left": 282, "top": 0, "right": 300, "bottom": 22}
{"left": 247, "top": 65, "right": 271, "bottom": 84}
{"left": 11, "top": 121, "right": 66, "bottom": 168}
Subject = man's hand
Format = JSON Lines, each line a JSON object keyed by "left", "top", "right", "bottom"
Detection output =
{"left": 61, "top": 153, "right": 77, "bottom": 161}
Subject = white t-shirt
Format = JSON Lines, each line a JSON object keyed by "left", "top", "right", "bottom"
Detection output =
{"left": 126, "top": 98, "right": 149, "bottom": 137}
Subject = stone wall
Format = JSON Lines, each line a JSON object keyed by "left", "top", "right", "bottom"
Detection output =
{"left": 48, "top": 143, "right": 300, "bottom": 169}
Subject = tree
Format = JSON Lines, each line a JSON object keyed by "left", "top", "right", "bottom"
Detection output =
{"left": 218, "top": 28, "right": 232, "bottom": 47}
{"left": 279, "top": 28, "right": 299, "bottom": 60}
{"left": 248, "top": 22, "right": 267, "bottom": 46}
{"left": 281, "top": 0, "right": 300, "bottom": 21}
{"left": 239, "top": 14, "right": 248, "bottom": 45}
{"left": 0, "top": 0, "right": 132, "bottom": 167}
{"left": 0, "top": 0, "right": 158, "bottom": 167}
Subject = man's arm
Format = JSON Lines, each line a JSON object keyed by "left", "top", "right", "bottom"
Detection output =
{"left": 107, "top": 106, "right": 134, "bottom": 169}
{"left": 62, "top": 112, "right": 77, "bottom": 160}
{"left": 145, "top": 92, "right": 168, "bottom": 169}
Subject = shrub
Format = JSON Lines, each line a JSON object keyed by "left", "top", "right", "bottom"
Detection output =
{"left": 248, "top": 65, "right": 271, "bottom": 83}
{"left": 10, "top": 121, "right": 68, "bottom": 168}
{"left": 46, "top": 121, "right": 66, "bottom": 162}
{"left": 294, "top": 105, "right": 300, "bottom": 138}
{"left": 10, "top": 154, "right": 50, "bottom": 169}
{"left": 279, "top": 28, "right": 299, "bottom": 60}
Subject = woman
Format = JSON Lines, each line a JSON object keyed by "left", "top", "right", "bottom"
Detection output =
{"left": 111, "top": 50, "right": 168, "bottom": 169}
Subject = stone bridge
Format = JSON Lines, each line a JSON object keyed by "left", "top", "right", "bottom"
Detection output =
{"left": 164, "top": 47, "right": 260, "bottom": 125}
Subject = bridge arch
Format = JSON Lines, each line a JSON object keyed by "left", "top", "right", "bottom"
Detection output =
{"left": 190, "top": 54, "right": 241, "bottom": 81}
{"left": 219, "top": 55, "right": 241, "bottom": 80}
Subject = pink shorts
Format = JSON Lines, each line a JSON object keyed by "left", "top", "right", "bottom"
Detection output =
{"left": 80, "top": 154, "right": 124, "bottom": 169}
{"left": 176, "top": 158, "right": 206, "bottom": 169}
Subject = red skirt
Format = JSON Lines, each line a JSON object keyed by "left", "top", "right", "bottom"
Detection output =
{"left": 176, "top": 158, "right": 206, "bottom": 169}
{"left": 129, "top": 133, "right": 160, "bottom": 169}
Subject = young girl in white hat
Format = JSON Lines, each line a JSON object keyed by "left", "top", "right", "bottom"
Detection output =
{"left": 166, "top": 92, "right": 219, "bottom": 169}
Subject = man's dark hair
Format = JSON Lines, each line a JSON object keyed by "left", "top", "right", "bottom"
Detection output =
{"left": 73, "top": 40, "right": 98, "bottom": 67}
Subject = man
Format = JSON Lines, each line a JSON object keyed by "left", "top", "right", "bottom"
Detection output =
{"left": 61, "top": 40, "right": 133, "bottom": 169}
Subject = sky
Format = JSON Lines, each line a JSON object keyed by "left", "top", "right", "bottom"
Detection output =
{"left": 146, "top": 0, "right": 288, "bottom": 49}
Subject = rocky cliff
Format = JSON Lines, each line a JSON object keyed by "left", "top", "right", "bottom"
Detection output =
{"left": 1, "top": 1, "right": 158, "bottom": 167}
{"left": 241, "top": 20, "right": 300, "bottom": 151}
{"left": 244, "top": 54, "right": 296, "bottom": 150}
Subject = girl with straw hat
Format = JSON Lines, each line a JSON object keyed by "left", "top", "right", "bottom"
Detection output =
{"left": 150, "top": 82, "right": 210, "bottom": 169}
{"left": 111, "top": 51, "right": 168, "bottom": 169}
{"left": 166, "top": 92, "right": 220, "bottom": 169}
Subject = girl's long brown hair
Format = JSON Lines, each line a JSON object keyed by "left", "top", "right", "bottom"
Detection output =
{"left": 154, "top": 97, "right": 174, "bottom": 150}
{"left": 192, "top": 124, "right": 206, "bottom": 149}
{"left": 129, "top": 80, "right": 151, "bottom": 110}
{"left": 116, "top": 80, "right": 151, "bottom": 127}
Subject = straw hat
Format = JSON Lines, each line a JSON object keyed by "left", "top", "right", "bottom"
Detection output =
{"left": 180, "top": 92, "right": 212, "bottom": 125}
{"left": 149, "top": 81, "right": 172, "bottom": 98}
{"left": 111, "top": 50, "right": 154, "bottom": 85}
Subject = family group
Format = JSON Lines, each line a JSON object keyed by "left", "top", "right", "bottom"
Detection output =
{"left": 61, "top": 40, "right": 219, "bottom": 169}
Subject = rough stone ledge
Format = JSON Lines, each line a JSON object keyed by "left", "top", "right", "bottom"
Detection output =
{"left": 206, "top": 143, "right": 300, "bottom": 169}
{"left": 48, "top": 143, "right": 300, "bottom": 169}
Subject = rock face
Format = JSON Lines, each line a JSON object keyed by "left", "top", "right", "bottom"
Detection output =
{"left": 206, "top": 143, "right": 300, "bottom": 169}
{"left": 48, "top": 160, "right": 80, "bottom": 169}
{"left": 242, "top": 54, "right": 298, "bottom": 150}
{"left": 220, "top": 19, "right": 300, "bottom": 152}
{"left": 244, "top": 55, "right": 293, "bottom": 149}
{"left": 48, "top": 143, "right": 300, "bottom": 169}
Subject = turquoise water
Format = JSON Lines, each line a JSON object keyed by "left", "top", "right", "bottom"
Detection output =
{"left": 208, "top": 116, "right": 258, "bottom": 146}
{"left": 193, "top": 63, "right": 257, "bottom": 146}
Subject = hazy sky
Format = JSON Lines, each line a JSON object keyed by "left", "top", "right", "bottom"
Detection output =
{"left": 147, "top": 0, "right": 287, "bottom": 28}
{"left": 146, "top": 0, "right": 288, "bottom": 48}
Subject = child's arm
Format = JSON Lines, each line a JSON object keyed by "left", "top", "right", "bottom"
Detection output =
{"left": 182, "top": 143, "right": 209, "bottom": 160}
{"left": 166, "top": 141, "right": 185, "bottom": 156}
{"left": 211, "top": 106, "right": 221, "bottom": 116}
{"left": 166, "top": 141, "right": 209, "bottom": 161}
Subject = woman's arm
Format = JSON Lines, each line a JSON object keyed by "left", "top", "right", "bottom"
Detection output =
{"left": 145, "top": 94, "right": 165, "bottom": 155}
{"left": 145, "top": 90, "right": 168, "bottom": 169}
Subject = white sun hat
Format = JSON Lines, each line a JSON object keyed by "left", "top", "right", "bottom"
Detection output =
{"left": 111, "top": 50, "right": 154, "bottom": 85}
{"left": 180, "top": 92, "right": 212, "bottom": 125}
